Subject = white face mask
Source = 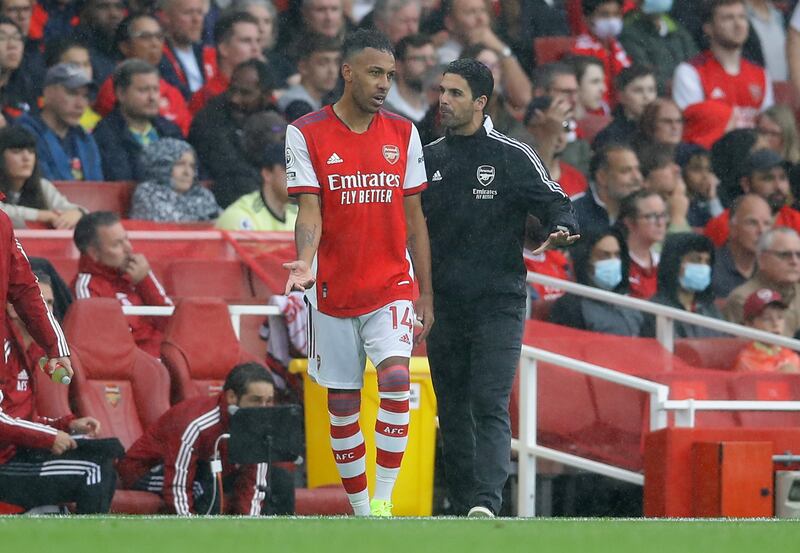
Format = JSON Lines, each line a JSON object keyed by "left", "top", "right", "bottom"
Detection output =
{"left": 592, "top": 17, "right": 623, "bottom": 39}
{"left": 227, "top": 404, "right": 240, "bottom": 416}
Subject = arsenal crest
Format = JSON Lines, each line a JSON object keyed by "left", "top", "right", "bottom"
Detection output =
{"left": 105, "top": 384, "right": 121, "bottom": 407}
{"left": 383, "top": 145, "right": 400, "bottom": 165}
{"left": 477, "top": 165, "right": 495, "bottom": 186}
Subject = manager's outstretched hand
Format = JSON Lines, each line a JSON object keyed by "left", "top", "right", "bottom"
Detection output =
{"left": 531, "top": 229, "right": 580, "bottom": 255}
{"left": 414, "top": 292, "right": 434, "bottom": 344}
{"left": 283, "top": 260, "right": 316, "bottom": 295}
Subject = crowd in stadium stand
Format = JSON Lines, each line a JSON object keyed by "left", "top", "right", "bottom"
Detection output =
{"left": 4, "top": 0, "right": 800, "bottom": 516}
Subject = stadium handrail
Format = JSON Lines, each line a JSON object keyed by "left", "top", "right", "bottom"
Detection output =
{"left": 527, "top": 272, "right": 800, "bottom": 353}
{"left": 513, "top": 346, "right": 800, "bottom": 517}
{"left": 121, "top": 304, "right": 279, "bottom": 338}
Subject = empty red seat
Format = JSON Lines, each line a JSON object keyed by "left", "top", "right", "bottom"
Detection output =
{"left": 163, "top": 259, "right": 252, "bottom": 301}
{"left": 652, "top": 371, "right": 738, "bottom": 428}
{"left": 53, "top": 181, "right": 135, "bottom": 216}
{"left": 674, "top": 337, "right": 748, "bottom": 370}
{"left": 729, "top": 373, "right": 800, "bottom": 427}
{"left": 160, "top": 298, "right": 261, "bottom": 404}
{"left": 63, "top": 298, "right": 171, "bottom": 449}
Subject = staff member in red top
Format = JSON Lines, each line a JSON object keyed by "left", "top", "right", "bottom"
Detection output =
{"left": 118, "top": 362, "right": 277, "bottom": 516}
{"left": 70, "top": 211, "right": 173, "bottom": 358}
{"left": 672, "top": 0, "right": 773, "bottom": 129}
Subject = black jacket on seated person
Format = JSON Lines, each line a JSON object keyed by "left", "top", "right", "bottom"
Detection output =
{"left": 93, "top": 108, "right": 183, "bottom": 181}
{"left": 188, "top": 95, "right": 264, "bottom": 208}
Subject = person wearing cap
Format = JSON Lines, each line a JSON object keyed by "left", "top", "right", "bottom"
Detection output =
{"left": 734, "top": 288, "right": 800, "bottom": 372}
{"left": 725, "top": 227, "right": 800, "bottom": 336}
{"left": 92, "top": 59, "right": 183, "bottom": 182}
{"left": 14, "top": 63, "right": 103, "bottom": 181}
{"left": 215, "top": 142, "right": 297, "bottom": 232}
{"left": 704, "top": 148, "right": 800, "bottom": 248}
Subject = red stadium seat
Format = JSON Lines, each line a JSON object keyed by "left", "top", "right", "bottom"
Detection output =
{"left": 533, "top": 36, "right": 575, "bottom": 65}
{"left": 160, "top": 298, "right": 261, "bottom": 404}
{"left": 53, "top": 181, "right": 135, "bottom": 216}
{"left": 673, "top": 337, "right": 748, "bottom": 370}
{"left": 163, "top": 259, "right": 252, "bottom": 301}
{"left": 728, "top": 373, "right": 800, "bottom": 427}
{"left": 63, "top": 298, "right": 171, "bottom": 449}
{"left": 653, "top": 371, "right": 738, "bottom": 428}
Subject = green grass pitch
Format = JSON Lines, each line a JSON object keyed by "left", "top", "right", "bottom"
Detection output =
{"left": 2, "top": 517, "right": 798, "bottom": 553}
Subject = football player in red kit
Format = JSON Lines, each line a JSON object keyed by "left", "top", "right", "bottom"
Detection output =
{"left": 283, "top": 29, "right": 433, "bottom": 517}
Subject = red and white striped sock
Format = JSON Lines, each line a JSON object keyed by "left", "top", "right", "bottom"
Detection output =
{"left": 328, "top": 390, "right": 370, "bottom": 516}
{"left": 373, "top": 364, "right": 410, "bottom": 502}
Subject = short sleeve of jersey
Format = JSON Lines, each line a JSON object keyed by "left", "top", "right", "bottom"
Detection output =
{"left": 403, "top": 125, "right": 427, "bottom": 195}
{"left": 792, "top": 3, "right": 800, "bottom": 31}
{"left": 286, "top": 124, "right": 320, "bottom": 195}
{"left": 672, "top": 62, "right": 704, "bottom": 109}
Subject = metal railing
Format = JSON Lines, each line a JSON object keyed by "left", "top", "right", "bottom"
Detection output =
{"left": 516, "top": 272, "right": 800, "bottom": 517}
{"left": 527, "top": 272, "right": 800, "bottom": 352}
{"left": 121, "top": 304, "right": 279, "bottom": 338}
{"left": 513, "top": 346, "right": 800, "bottom": 517}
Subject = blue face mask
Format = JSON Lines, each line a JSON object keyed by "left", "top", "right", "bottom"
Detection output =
{"left": 679, "top": 263, "right": 711, "bottom": 292}
{"left": 592, "top": 258, "right": 623, "bottom": 290}
{"left": 641, "top": 0, "right": 674, "bottom": 15}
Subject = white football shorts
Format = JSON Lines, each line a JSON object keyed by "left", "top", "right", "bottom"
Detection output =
{"left": 307, "top": 299, "right": 415, "bottom": 389}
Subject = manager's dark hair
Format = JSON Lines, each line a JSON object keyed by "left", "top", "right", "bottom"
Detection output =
{"left": 224, "top": 362, "right": 275, "bottom": 397}
{"left": 73, "top": 211, "right": 120, "bottom": 253}
{"left": 113, "top": 59, "right": 158, "bottom": 92}
{"left": 341, "top": 28, "right": 393, "bottom": 62}
{"left": 445, "top": 58, "right": 493, "bottom": 104}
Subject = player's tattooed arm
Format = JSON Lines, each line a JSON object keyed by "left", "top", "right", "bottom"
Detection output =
{"left": 283, "top": 193, "right": 321, "bottom": 294}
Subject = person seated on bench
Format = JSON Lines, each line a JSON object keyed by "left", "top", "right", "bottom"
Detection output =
{"left": 734, "top": 288, "right": 800, "bottom": 373}
{"left": 117, "top": 362, "right": 294, "bottom": 515}
{"left": 71, "top": 211, "right": 173, "bottom": 358}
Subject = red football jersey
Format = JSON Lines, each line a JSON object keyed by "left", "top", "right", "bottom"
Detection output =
{"left": 673, "top": 51, "right": 773, "bottom": 128}
{"left": 286, "top": 106, "right": 427, "bottom": 317}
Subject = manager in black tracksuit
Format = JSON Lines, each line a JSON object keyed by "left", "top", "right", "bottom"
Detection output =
{"left": 422, "top": 59, "right": 579, "bottom": 518}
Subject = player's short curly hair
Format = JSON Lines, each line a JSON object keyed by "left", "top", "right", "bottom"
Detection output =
{"left": 341, "top": 28, "right": 394, "bottom": 62}
{"left": 444, "top": 58, "right": 494, "bottom": 104}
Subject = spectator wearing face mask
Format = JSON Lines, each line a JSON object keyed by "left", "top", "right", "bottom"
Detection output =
{"left": 571, "top": 0, "right": 631, "bottom": 106}
{"left": 549, "top": 228, "right": 644, "bottom": 336}
{"left": 642, "top": 232, "right": 725, "bottom": 338}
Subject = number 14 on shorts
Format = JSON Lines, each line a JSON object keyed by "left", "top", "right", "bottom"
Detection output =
{"left": 389, "top": 305, "right": 414, "bottom": 332}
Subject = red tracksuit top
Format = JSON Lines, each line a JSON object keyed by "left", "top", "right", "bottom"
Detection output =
{"left": 71, "top": 255, "right": 173, "bottom": 358}
{"left": 118, "top": 394, "right": 269, "bottom": 516}
{"left": 0, "top": 206, "right": 71, "bottom": 462}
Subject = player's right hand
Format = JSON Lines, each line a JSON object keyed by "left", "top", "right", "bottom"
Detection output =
{"left": 283, "top": 260, "right": 316, "bottom": 295}
{"left": 51, "top": 431, "right": 77, "bottom": 455}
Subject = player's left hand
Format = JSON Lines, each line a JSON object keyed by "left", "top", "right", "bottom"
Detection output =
{"left": 69, "top": 417, "right": 101, "bottom": 437}
{"left": 414, "top": 292, "right": 434, "bottom": 344}
{"left": 531, "top": 228, "right": 580, "bottom": 255}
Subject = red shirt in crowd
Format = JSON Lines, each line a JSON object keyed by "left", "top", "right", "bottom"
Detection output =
{"left": 94, "top": 76, "right": 192, "bottom": 136}
{"left": 571, "top": 33, "right": 631, "bottom": 105}
{"left": 285, "top": 106, "right": 427, "bottom": 317}
{"left": 117, "top": 394, "right": 268, "bottom": 515}
{"left": 628, "top": 249, "right": 660, "bottom": 299}
{"left": 188, "top": 73, "right": 230, "bottom": 115}
{"left": 71, "top": 255, "right": 173, "bottom": 358}
{"left": 524, "top": 249, "right": 571, "bottom": 304}
{"left": 558, "top": 161, "right": 588, "bottom": 198}
{"left": 704, "top": 206, "right": 800, "bottom": 247}
{"left": 672, "top": 51, "right": 773, "bottom": 128}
